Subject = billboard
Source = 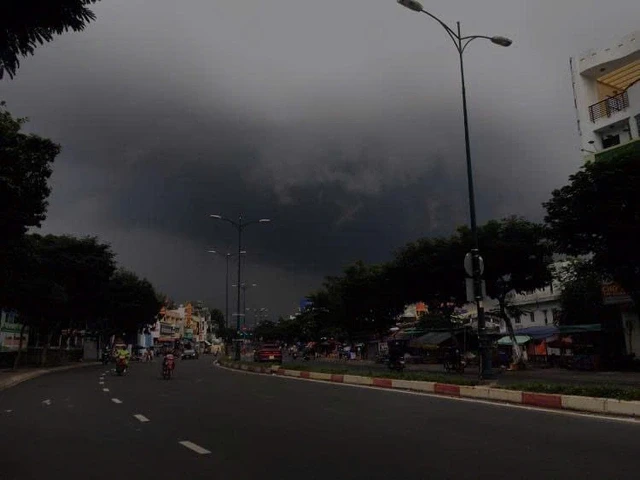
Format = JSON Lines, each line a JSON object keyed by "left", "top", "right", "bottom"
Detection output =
{"left": 0, "top": 311, "right": 28, "bottom": 351}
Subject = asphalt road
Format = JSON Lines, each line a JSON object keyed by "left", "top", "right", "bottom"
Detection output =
{"left": 1, "top": 358, "right": 639, "bottom": 480}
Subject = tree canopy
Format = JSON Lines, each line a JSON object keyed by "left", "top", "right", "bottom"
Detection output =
{"left": 0, "top": 103, "right": 59, "bottom": 273}
{"left": 544, "top": 152, "right": 640, "bottom": 309}
{"left": 0, "top": 1, "right": 100, "bottom": 79}
{"left": 553, "top": 259, "right": 605, "bottom": 326}
{"left": 5, "top": 234, "right": 115, "bottom": 328}
{"left": 105, "top": 269, "right": 162, "bottom": 337}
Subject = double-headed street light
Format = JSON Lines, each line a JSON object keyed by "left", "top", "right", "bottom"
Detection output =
{"left": 397, "top": 0, "right": 512, "bottom": 379}
{"left": 207, "top": 249, "right": 246, "bottom": 329}
{"left": 210, "top": 214, "right": 271, "bottom": 360}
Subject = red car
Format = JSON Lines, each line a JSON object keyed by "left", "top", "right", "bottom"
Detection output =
{"left": 254, "top": 343, "right": 283, "bottom": 363}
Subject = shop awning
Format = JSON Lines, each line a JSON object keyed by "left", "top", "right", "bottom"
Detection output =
{"left": 511, "top": 326, "right": 558, "bottom": 340}
{"left": 497, "top": 335, "right": 531, "bottom": 346}
{"left": 557, "top": 324, "right": 602, "bottom": 334}
{"left": 409, "top": 332, "right": 453, "bottom": 348}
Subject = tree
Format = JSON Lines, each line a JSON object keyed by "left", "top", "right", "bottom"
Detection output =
{"left": 390, "top": 217, "right": 551, "bottom": 364}
{"left": 390, "top": 236, "right": 466, "bottom": 311}
{"left": 9, "top": 234, "right": 116, "bottom": 367}
{"left": 0, "top": 1, "right": 100, "bottom": 79}
{"left": 253, "top": 320, "right": 280, "bottom": 342}
{"left": 553, "top": 259, "right": 605, "bottom": 326}
{"left": 0, "top": 103, "right": 60, "bottom": 302}
{"left": 105, "top": 269, "right": 161, "bottom": 340}
{"left": 317, "top": 261, "right": 404, "bottom": 341}
{"left": 460, "top": 217, "right": 552, "bottom": 364}
{"left": 208, "top": 308, "right": 225, "bottom": 336}
{"left": 544, "top": 152, "right": 640, "bottom": 310}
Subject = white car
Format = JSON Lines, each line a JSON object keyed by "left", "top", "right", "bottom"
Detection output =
{"left": 181, "top": 348, "right": 199, "bottom": 360}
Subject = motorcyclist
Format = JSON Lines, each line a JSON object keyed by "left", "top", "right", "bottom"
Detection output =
{"left": 162, "top": 349, "right": 176, "bottom": 373}
{"left": 446, "top": 345, "right": 461, "bottom": 370}
{"left": 115, "top": 345, "right": 130, "bottom": 372}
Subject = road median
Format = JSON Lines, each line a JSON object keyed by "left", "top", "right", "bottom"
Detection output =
{"left": 219, "top": 360, "right": 640, "bottom": 419}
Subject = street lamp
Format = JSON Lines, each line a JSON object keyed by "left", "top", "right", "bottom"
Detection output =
{"left": 396, "top": 0, "right": 512, "bottom": 379}
{"left": 210, "top": 214, "right": 271, "bottom": 360}
{"left": 207, "top": 249, "right": 246, "bottom": 330}
{"left": 232, "top": 283, "right": 258, "bottom": 328}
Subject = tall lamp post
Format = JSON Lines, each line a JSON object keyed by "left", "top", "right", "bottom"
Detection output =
{"left": 396, "top": 0, "right": 512, "bottom": 379}
{"left": 233, "top": 283, "right": 258, "bottom": 328}
{"left": 210, "top": 214, "right": 271, "bottom": 360}
{"left": 207, "top": 250, "right": 246, "bottom": 329}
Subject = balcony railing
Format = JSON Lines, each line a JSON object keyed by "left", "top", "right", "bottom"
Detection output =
{"left": 588, "top": 91, "right": 629, "bottom": 122}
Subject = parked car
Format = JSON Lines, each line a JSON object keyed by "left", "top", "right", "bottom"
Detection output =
{"left": 253, "top": 344, "right": 283, "bottom": 363}
{"left": 181, "top": 348, "right": 199, "bottom": 360}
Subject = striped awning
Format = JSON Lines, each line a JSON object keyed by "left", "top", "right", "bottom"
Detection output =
{"left": 598, "top": 59, "right": 640, "bottom": 91}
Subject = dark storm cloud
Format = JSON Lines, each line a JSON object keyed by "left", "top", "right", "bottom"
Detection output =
{"left": 2, "top": 0, "right": 639, "bottom": 315}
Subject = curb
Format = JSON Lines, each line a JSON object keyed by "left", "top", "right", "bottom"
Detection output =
{"left": 0, "top": 362, "right": 102, "bottom": 392}
{"left": 219, "top": 361, "right": 640, "bottom": 419}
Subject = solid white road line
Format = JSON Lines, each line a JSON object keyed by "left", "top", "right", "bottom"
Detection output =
{"left": 134, "top": 414, "right": 150, "bottom": 423}
{"left": 102, "top": 388, "right": 110, "bottom": 392}
{"left": 179, "top": 441, "right": 211, "bottom": 455}
{"left": 111, "top": 398, "right": 122, "bottom": 404}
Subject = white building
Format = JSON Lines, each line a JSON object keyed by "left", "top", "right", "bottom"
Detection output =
{"left": 569, "top": 32, "right": 640, "bottom": 357}
{"left": 508, "top": 283, "right": 561, "bottom": 332}
{"left": 570, "top": 30, "right": 640, "bottom": 158}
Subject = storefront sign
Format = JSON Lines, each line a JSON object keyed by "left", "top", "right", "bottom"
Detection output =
{"left": 602, "top": 282, "right": 626, "bottom": 297}
{"left": 0, "top": 322, "right": 28, "bottom": 351}
{"left": 160, "top": 323, "right": 174, "bottom": 336}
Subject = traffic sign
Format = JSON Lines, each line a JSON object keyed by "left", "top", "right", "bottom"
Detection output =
{"left": 464, "top": 252, "right": 484, "bottom": 277}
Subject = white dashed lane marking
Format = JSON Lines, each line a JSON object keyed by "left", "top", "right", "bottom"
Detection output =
{"left": 134, "top": 414, "right": 150, "bottom": 423}
{"left": 102, "top": 388, "right": 110, "bottom": 392}
{"left": 179, "top": 441, "right": 211, "bottom": 455}
{"left": 111, "top": 398, "right": 122, "bottom": 404}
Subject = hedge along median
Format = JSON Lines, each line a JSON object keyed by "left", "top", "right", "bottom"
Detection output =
{"left": 219, "top": 360, "right": 640, "bottom": 418}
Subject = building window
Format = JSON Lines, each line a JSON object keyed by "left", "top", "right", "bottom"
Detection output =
{"left": 543, "top": 310, "right": 549, "bottom": 325}
{"left": 602, "top": 134, "right": 620, "bottom": 149}
{"left": 530, "top": 312, "right": 535, "bottom": 323}
{"left": 635, "top": 114, "right": 640, "bottom": 139}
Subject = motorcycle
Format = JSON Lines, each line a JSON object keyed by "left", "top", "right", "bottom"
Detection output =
{"left": 115, "top": 357, "right": 128, "bottom": 376}
{"left": 388, "top": 357, "right": 406, "bottom": 373}
{"left": 162, "top": 354, "right": 175, "bottom": 380}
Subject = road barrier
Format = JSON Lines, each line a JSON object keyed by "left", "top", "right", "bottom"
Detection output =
{"left": 220, "top": 361, "right": 640, "bottom": 419}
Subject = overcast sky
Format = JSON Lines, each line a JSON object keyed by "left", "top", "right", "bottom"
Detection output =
{"left": 2, "top": 0, "right": 638, "bottom": 320}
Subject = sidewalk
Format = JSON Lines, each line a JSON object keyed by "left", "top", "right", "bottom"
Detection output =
{"left": 0, "top": 362, "right": 100, "bottom": 391}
